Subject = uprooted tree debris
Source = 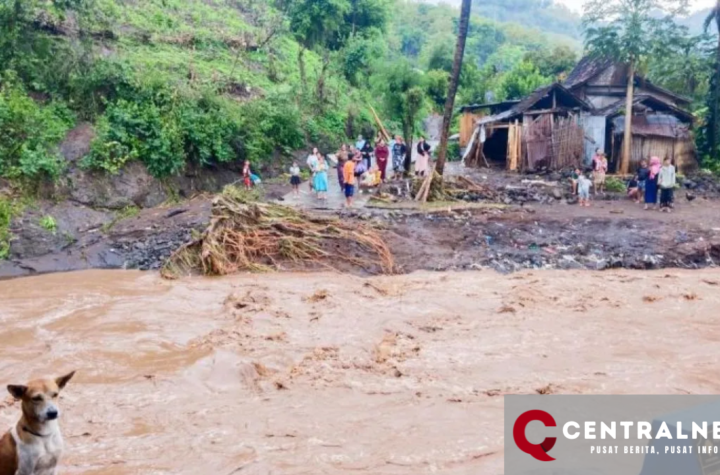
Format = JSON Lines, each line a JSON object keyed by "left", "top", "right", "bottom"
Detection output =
{"left": 161, "top": 192, "right": 395, "bottom": 278}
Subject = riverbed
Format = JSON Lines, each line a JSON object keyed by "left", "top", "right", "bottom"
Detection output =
{"left": 1, "top": 269, "right": 720, "bottom": 474}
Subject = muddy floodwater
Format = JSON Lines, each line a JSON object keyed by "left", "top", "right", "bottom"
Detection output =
{"left": 2, "top": 269, "right": 720, "bottom": 474}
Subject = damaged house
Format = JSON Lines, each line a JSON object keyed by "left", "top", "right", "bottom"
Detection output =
{"left": 461, "top": 57, "right": 698, "bottom": 173}
{"left": 564, "top": 57, "right": 697, "bottom": 173}
{"left": 461, "top": 83, "right": 591, "bottom": 172}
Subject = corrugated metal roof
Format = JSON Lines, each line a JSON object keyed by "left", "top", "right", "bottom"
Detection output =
{"left": 594, "top": 95, "right": 694, "bottom": 123}
{"left": 612, "top": 114, "right": 691, "bottom": 139}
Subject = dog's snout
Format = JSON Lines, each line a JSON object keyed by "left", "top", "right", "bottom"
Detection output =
{"left": 46, "top": 409, "right": 58, "bottom": 420}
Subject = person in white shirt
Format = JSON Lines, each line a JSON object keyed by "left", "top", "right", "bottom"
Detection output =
{"left": 658, "top": 157, "right": 676, "bottom": 212}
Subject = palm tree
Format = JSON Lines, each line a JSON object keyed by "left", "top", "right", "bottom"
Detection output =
{"left": 703, "top": 0, "right": 720, "bottom": 160}
{"left": 435, "top": 0, "right": 472, "bottom": 177}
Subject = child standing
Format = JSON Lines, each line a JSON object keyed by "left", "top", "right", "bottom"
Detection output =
{"left": 658, "top": 157, "right": 676, "bottom": 212}
{"left": 578, "top": 171, "right": 592, "bottom": 207}
{"left": 242, "top": 160, "right": 252, "bottom": 190}
{"left": 569, "top": 167, "right": 581, "bottom": 195}
{"left": 289, "top": 161, "right": 301, "bottom": 197}
{"left": 343, "top": 155, "right": 359, "bottom": 208}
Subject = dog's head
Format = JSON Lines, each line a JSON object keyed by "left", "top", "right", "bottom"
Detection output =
{"left": 7, "top": 372, "right": 75, "bottom": 423}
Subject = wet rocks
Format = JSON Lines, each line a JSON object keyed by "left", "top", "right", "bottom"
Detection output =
{"left": 117, "top": 230, "right": 193, "bottom": 270}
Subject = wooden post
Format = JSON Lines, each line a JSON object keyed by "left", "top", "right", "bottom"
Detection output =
{"left": 621, "top": 61, "right": 636, "bottom": 174}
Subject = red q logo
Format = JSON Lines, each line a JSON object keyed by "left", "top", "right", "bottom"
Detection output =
{"left": 513, "top": 410, "right": 557, "bottom": 462}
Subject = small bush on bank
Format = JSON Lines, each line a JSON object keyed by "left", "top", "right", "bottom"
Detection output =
{"left": 0, "top": 76, "right": 75, "bottom": 182}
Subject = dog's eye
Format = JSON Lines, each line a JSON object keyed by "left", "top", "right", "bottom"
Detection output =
{"left": 32, "top": 396, "right": 43, "bottom": 402}
{"left": 51, "top": 393, "right": 58, "bottom": 399}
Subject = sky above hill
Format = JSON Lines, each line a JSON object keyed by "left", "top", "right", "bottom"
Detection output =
{"left": 556, "top": 0, "right": 714, "bottom": 12}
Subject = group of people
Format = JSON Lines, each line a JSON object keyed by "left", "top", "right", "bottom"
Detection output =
{"left": 570, "top": 149, "right": 677, "bottom": 212}
{"left": 289, "top": 134, "right": 434, "bottom": 207}
{"left": 627, "top": 156, "right": 677, "bottom": 211}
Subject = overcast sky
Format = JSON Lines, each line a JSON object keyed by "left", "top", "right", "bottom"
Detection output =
{"left": 555, "top": 0, "right": 715, "bottom": 13}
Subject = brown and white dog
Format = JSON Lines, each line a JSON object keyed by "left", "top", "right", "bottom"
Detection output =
{"left": 0, "top": 372, "right": 75, "bottom": 475}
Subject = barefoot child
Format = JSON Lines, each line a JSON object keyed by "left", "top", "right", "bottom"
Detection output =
{"left": 289, "top": 161, "right": 301, "bottom": 197}
{"left": 578, "top": 171, "right": 592, "bottom": 207}
{"left": 343, "top": 155, "right": 359, "bottom": 208}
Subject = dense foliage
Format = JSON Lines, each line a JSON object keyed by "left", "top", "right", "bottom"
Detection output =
{"left": 0, "top": 0, "right": 717, "bottom": 185}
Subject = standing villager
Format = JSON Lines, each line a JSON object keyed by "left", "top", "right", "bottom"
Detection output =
{"left": 361, "top": 140, "right": 373, "bottom": 171}
{"left": 314, "top": 154, "right": 329, "bottom": 201}
{"left": 355, "top": 135, "right": 366, "bottom": 152}
{"left": 242, "top": 160, "right": 252, "bottom": 190}
{"left": 343, "top": 154, "right": 359, "bottom": 208}
{"left": 392, "top": 135, "right": 407, "bottom": 180}
{"left": 578, "top": 171, "right": 592, "bottom": 207}
{"left": 336, "top": 144, "right": 349, "bottom": 189}
{"left": 307, "top": 147, "right": 320, "bottom": 194}
{"left": 644, "top": 156, "right": 661, "bottom": 211}
{"left": 658, "top": 157, "right": 676, "bottom": 212}
{"left": 569, "top": 167, "right": 581, "bottom": 195}
{"left": 375, "top": 140, "right": 390, "bottom": 182}
{"left": 415, "top": 136, "right": 431, "bottom": 177}
{"left": 593, "top": 152, "right": 608, "bottom": 195}
{"left": 289, "top": 161, "right": 301, "bottom": 197}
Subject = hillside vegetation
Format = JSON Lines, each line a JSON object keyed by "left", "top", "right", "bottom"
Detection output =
{"left": 0, "top": 1, "right": 559, "bottom": 193}
{"left": 0, "top": 0, "right": 706, "bottom": 194}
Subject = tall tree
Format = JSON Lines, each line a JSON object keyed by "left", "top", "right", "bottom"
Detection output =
{"left": 435, "top": 0, "right": 471, "bottom": 176}
{"left": 285, "top": 0, "right": 349, "bottom": 95}
{"left": 703, "top": 0, "right": 720, "bottom": 161}
{"left": 583, "top": 0, "right": 688, "bottom": 174}
{"left": 377, "top": 60, "right": 426, "bottom": 176}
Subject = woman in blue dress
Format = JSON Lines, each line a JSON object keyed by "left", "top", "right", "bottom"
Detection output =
{"left": 313, "top": 154, "right": 329, "bottom": 201}
{"left": 644, "top": 156, "right": 661, "bottom": 211}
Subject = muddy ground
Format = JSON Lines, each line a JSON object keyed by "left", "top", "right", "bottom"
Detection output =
{"left": 3, "top": 167, "right": 720, "bottom": 279}
{"left": 2, "top": 268, "right": 720, "bottom": 474}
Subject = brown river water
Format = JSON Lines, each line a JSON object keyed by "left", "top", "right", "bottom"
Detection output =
{"left": 2, "top": 269, "right": 720, "bottom": 474}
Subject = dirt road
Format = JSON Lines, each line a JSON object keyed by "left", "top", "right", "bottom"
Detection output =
{"left": 1, "top": 269, "right": 719, "bottom": 474}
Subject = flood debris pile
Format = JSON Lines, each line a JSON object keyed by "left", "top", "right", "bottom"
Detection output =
{"left": 161, "top": 193, "right": 395, "bottom": 278}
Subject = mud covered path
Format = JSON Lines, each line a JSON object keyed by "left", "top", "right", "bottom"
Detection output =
{"left": 2, "top": 269, "right": 720, "bottom": 474}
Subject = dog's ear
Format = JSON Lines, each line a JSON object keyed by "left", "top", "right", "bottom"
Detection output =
{"left": 7, "top": 385, "right": 27, "bottom": 400}
{"left": 55, "top": 371, "right": 76, "bottom": 390}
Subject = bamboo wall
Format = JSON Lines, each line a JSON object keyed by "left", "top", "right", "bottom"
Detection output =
{"left": 613, "top": 135, "right": 698, "bottom": 173}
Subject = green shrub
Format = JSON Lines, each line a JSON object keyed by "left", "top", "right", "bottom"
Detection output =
{"left": 85, "top": 99, "right": 185, "bottom": 177}
{"left": 605, "top": 176, "right": 627, "bottom": 193}
{"left": 238, "top": 95, "right": 306, "bottom": 163}
{"left": 0, "top": 77, "right": 74, "bottom": 182}
{"left": 39, "top": 215, "right": 57, "bottom": 234}
{"left": 0, "top": 197, "right": 14, "bottom": 259}
{"left": 447, "top": 141, "right": 461, "bottom": 161}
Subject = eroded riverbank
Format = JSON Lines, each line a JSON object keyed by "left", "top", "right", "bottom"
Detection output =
{"left": 2, "top": 269, "right": 720, "bottom": 474}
